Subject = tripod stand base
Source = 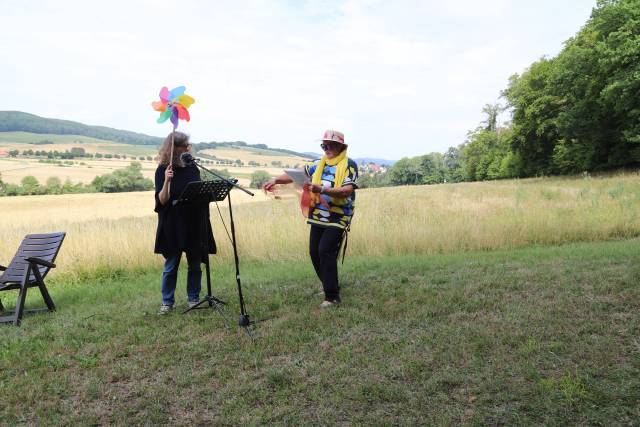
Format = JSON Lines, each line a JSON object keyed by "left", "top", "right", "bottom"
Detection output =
{"left": 239, "top": 314, "right": 251, "bottom": 327}
{"left": 183, "top": 295, "right": 227, "bottom": 314}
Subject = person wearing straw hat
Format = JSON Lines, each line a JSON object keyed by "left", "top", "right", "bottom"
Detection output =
{"left": 154, "top": 131, "right": 216, "bottom": 315}
{"left": 263, "top": 130, "right": 358, "bottom": 308}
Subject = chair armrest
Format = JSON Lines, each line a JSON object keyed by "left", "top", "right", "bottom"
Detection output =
{"left": 0, "top": 265, "right": 6, "bottom": 271}
{"left": 25, "top": 257, "right": 56, "bottom": 268}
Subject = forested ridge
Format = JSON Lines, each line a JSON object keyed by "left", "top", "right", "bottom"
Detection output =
{"left": 0, "top": 111, "right": 163, "bottom": 145}
{"left": 0, "top": 111, "right": 312, "bottom": 158}
{"left": 362, "top": 0, "right": 640, "bottom": 188}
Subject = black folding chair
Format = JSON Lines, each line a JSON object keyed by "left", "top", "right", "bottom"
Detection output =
{"left": 0, "top": 232, "right": 66, "bottom": 326}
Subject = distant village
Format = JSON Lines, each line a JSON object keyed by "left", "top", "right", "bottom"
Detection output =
{"left": 358, "top": 161, "right": 389, "bottom": 175}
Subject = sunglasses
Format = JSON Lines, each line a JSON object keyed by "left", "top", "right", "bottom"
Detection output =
{"left": 320, "top": 143, "right": 340, "bottom": 151}
{"left": 175, "top": 143, "right": 191, "bottom": 148}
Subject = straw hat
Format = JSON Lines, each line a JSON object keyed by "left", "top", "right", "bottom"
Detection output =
{"left": 322, "top": 130, "right": 346, "bottom": 146}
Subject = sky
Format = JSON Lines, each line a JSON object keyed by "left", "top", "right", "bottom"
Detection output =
{"left": 2, "top": 0, "right": 596, "bottom": 159}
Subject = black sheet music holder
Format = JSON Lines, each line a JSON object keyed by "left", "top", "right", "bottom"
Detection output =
{"left": 174, "top": 179, "right": 231, "bottom": 205}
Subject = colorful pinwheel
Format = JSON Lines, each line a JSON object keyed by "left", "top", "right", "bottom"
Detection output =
{"left": 151, "top": 86, "right": 195, "bottom": 129}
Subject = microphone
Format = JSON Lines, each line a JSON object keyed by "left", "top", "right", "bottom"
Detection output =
{"left": 180, "top": 152, "right": 195, "bottom": 165}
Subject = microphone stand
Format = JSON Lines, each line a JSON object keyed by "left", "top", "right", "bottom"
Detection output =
{"left": 187, "top": 156, "right": 258, "bottom": 332}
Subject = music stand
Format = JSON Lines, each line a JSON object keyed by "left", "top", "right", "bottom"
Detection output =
{"left": 187, "top": 159, "right": 264, "bottom": 334}
{"left": 174, "top": 180, "right": 231, "bottom": 315}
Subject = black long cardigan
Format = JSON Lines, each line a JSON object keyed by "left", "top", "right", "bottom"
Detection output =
{"left": 154, "top": 163, "right": 216, "bottom": 258}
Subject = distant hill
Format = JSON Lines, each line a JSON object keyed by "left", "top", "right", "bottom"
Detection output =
{"left": 0, "top": 111, "right": 312, "bottom": 158}
{"left": 353, "top": 157, "right": 397, "bottom": 166}
{"left": 194, "top": 141, "right": 310, "bottom": 159}
{"left": 0, "top": 111, "right": 163, "bottom": 146}
{"left": 303, "top": 152, "right": 397, "bottom": 165}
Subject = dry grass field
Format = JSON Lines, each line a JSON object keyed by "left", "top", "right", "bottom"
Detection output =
{"left": 1, "top": 172, "right": 639, "bottom": 280}
{"left": 0, "top": 132, "right": 308, "bottom": 187}
{"left": 0, "top": 132, "right": 158, "bottom": 156}
{"left": 0, "top": 157, "right": 158, "bottom": 184}
{"left": 200, "top": 147, "right": 310, "bottom": 167}
{"left": 0, "top": 157, "right": 269, "bottom": 187}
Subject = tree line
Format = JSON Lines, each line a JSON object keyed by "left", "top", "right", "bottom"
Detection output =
{"left": 7, "top": 147, "right": 155, "bottom": 161}
{"left": 0, "top": 162, "right": 153, "bottom": 196}
{"left": 360, "top": 0, "right": 639, "bottom": 188}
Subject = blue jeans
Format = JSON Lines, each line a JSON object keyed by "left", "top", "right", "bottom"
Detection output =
{"left": 161, "top": 251, "right": 202, "bottom": 305}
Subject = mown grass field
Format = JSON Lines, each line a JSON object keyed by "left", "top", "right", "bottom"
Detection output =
{"left": 0, "top": 173, "right": 639, "bottom": 424}
{"left": 0, "top": 242, "right": 638, "bottom": 425}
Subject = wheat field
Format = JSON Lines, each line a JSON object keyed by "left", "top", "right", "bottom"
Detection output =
{"left": 199, "top": 147, "right": 309, "bottom": 167}
{"left": 0, "top": 132, "right": 302, "bottom": 186}
{"left": 0, "top": 158, "right": 266, "bottom": 186}
{"left": 1, "top": 173, "right": 639, "bottom": 279}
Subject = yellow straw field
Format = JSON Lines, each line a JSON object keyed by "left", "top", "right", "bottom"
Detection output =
{"left": 1, "top": 173, "right": 639, "bottom": 279}
{"left": 199, "top": 147, "right": 309, "bottom": 167}
{"left": 0, "top": 158, "right": 159, "bottom": 184}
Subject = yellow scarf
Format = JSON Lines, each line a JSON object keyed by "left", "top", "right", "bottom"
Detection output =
{"left": 310, "top": 149, "right": 348, "bottom": 205}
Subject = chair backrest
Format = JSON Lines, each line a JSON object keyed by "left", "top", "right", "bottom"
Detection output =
{"left": 0, "top": 232, "right": 66, "bottom": 285}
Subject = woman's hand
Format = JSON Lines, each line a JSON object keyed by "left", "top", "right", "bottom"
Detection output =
{"left": 309, "top": 184, "right": 323, "bottom": 194}
{"left": 262, "top": 174, "right": 294, "bottom": 193}
{"left": 159, "top": 165, "right": 173, "bottom": 206}
{"left": 262, "top": 180, "right": 277, "bottom": 192}
{"left": 164, "top": 165, "right": 174, "bottom": 182}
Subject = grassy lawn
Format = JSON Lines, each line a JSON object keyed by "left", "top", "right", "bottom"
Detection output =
{"left": 0, "top": 240, "right": 638, "bottom": 425}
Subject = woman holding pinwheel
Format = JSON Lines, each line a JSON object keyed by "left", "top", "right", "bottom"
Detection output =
{"left": 151, "top": 86, "right": 214, "bottom": 315}
{"left": 263, "top": 130, "right": 358, "bottom": 308}
{"left": 154, "top": 131, "right": 216, "bottom": 314}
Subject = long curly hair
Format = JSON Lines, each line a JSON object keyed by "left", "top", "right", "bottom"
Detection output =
{"left": 157, "top": 131, "right": 190, "bottom": 166}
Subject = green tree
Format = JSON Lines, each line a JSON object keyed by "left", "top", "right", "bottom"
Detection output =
{"left": 46, "top": 176, "right": 63, "bottom": 194}
{"left": 418, "top": 153, "right": 445, "bottom": 184}
{"left": 249, "top": 170, "right": 271, "bottom": 188}
{"left": 481, "top": 103, "right": 504, "bottom": 132}
{"left": 443, "top": 147, "right": 465, "bottom": 182}
{"left": 20, "top": 176, "right": 40, "bottom": 195}
{"left": 503, "top": 0, "right": 640, "bottom": 175}
{"left": 201, "top": 168, "right": 231, "bottom": 180}
{"left": 357, "top": 172, "right": 389, "bottom": 188}
{"left": 387, "top": 157, "right": 423, "bottom": 185}
{"left": 91, "top": 162, "right": 153, "bottom": 193}
{"left": 502, "top": 58, "right": 561, "bottom": 176}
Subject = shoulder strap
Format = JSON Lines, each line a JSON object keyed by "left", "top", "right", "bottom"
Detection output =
{"left": 340, "top": 223, "right": 350, "bottom": 265}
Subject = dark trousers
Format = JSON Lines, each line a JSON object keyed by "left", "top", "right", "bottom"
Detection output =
{"left": 309, "top": 225, "right": 344, "bottom": 302}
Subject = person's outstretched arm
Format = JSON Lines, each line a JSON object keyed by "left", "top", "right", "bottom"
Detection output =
{"left": 262, "top": 173, "right": 293, "bottom": 192}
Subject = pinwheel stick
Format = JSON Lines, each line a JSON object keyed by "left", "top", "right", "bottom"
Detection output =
{"left": 168, "top": 132, "right": 175, "bottom": 194}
